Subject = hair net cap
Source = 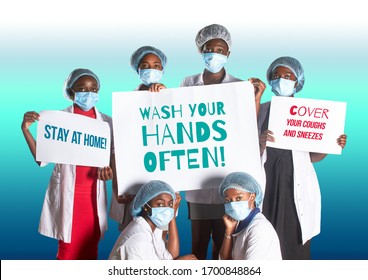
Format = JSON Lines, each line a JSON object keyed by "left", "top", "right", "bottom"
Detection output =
{"left": 130, "top": 46, "right": 167, "bottom": 73}
{"left": 195, "top": 24, "right": 232, "bottom": 52}
{"left": 219, "top": 172, "right": 263, "bottom": 207}
{"left": 266, "top": 56, "right": 305, "bottom": 93}
{"left": 130, "top": 180, "right": 176, "bottom": 217}
{"left": 63, "top": 68, "right": 100, "bottom": 100}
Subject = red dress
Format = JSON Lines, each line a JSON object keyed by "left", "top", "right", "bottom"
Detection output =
{"left": 57, "top": 105, "right": 101, "bottom": 260}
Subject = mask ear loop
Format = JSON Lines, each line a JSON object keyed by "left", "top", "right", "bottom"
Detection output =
{"left": 69, "top": 89, "right": 77, "bottom": 101}
{"left": 144, "top": 203, "right": 152, "bottom": 216}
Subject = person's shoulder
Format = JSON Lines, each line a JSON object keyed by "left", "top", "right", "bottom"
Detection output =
{"left": 252, "top": 212, "right": 271, "bottom": 224}
{"left": 98, "top": 111, "right": 112, "bottom": 121}
{"left": 249, "top": 213, "right": 277, "bottom": 235}
{"left": 126, "top": 217, "right": 151, "bottom": 233}
{"left": 226, "top": 73, "right": 242, "bottom": 82}
{"left": 122, "top": 224, "right": 154, "bottom": 248}
{"left": 62, "top": 106, "right": 73, "bottom": 112}
{"left": 181, "top": 73, "right": 202, "bottom": 87}
{"left": 119, "top": 220, "right": 152, "bottom": 241}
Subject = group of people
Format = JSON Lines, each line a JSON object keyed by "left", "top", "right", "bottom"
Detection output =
{"left": 21, "top": 23, "right": 347, "bottom": 260}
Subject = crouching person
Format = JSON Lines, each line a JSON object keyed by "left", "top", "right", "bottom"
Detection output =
{"left": 109, "top": 180, "right": 196, "bottom": 260}
{"left": 219, "top": 172, "right": 282, "bottom": 260}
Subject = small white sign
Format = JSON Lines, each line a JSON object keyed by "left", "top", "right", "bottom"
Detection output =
{"left": 267, "top": 96, "right": 346, "bottom": 154}
{"left": 36, "top": 110, "right": 111, "bottom": 167}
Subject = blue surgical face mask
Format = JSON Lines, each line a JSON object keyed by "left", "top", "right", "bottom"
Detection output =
{"left": 138, "top": 69, "right": 163, "bottom": 86}
{"left": 74, "top": 91, "right": 99, "bottom": 111}
{"left": 146, "top": 204, "right": 174, "bottom": 227}
{"left": 225, "top": 200, "right": 251, "bottom": 221}
{"left": 202, "top": 52, "right": 228, "bottom": 73}
{"left": 270, "top": 78, "right": 297, "bottom": 97}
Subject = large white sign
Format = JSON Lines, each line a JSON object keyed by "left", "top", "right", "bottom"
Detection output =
{"left": 267, "top": 96, "right": 346, "bottom": 154}
{"left": 112, "top": 81, "right": 262, "bottom": 195}
{"left": 36, "top": 110, "right": 111, "bottom": 167}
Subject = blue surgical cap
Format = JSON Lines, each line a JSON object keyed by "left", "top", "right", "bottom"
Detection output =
{"left": 195, "top": 24, "right": 232, "bottom": 52}
{"left": 130, "top": 180, "right": 176, "bottom": 217}
{"left": 219, "top": 172, "right": 263, "bottom": 207}
{"left": 130, "top": 46, "right": 167, "bottom": 73}
{"left": 266, "top": 56, "right": 305, "bottom": 93}
{"left": 63, "top": 68, "right": 100, "bottom": 100}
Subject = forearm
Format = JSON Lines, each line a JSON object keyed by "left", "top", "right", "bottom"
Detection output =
{"left": 219, "top": 233, "right": 233, "bottom": 260}
{"left": 110, "top": 154, "right": 118, "bottom": 195}
{"left": 310, "top": 152, "right": 327, "bottom": 163}
{"left": 167, "top": 218, "right": 180, "bottom": 259}
{"left": 22, "top": 127, "right": 39, "bottom": 165}
{"left": 255, "top": 99, "right": 260, "bottom": 118}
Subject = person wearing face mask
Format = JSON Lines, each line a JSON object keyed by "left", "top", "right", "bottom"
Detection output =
{"left": 108, "top": 180, "right": 197, "bottom": 260}
{"left": 218, "top": 172, "right": 281, "bottom": 260}
{"left": 258, "top": 57, "right": 348, "bottom": 259}
{"left": 131, "top": 45, "right": 167, "bottom": 92}
{"left": 109, "top": 46, "right": 170, "bottom": 233}
{"left": 21, "top": 68, "right": 115, "bottom": 259}
{"left": 180, "top": 23, "right": 266, "bottom": 260}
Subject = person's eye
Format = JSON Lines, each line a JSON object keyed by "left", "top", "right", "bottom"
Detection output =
{"left": 169, "top": 202, "right": 173, "bottom": 207}
{"left": 225, "top": 199, "right": 230, "bottom": 203}
{"left": 157, "top": 203, "right": 165, "bottom": 207}
{"left": 236, "top": 196, "right": 242, "bottom": 201}
{"left": 91, "top": 89, "right": 98, "bottom": 93}
{"left": 217, "top": 49, "right": 224, "bottom": 54}
{"left": 273, "top": 75, "right": 279, "bottom": 79}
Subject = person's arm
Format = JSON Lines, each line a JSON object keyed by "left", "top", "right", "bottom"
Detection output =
{"left": 310, "top": 134, "right": 347, "bottom": 163}
{"left": 248, "top": 78, "right": 266, "bottom": 117}
{"left": 259, "top": 130, "right": 275, "bottom": 156}
{"left": 244, "top": 218, "right": 282, "bottom": 260}
{"left": 309, "top": 152, "right": 327, "bottom": 163}
{"left": 110, "top": 153, "right": 118, "bottom": 195}
{"left": 167, "top": 216, "right": 179, "bottom": 259}
{"left": 21, "top": 111, "right": 41, "bottom": 165}
{"left": 167, "top": 193, "right": 181, "bottom": 259}
{"left": 219, "top": 214, "right": 237, "bottom": 260}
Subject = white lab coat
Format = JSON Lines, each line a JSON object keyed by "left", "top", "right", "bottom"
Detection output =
{"left": 108, "top": 216, "right": 173, "bottom": 260}
{"left": 38, "top": 105, "right": 114, "bottom": 243}
{"left": 229, "top": 213, "right": 282, "bottom": 260}
{"left": 259, "top": 102, "right": 321, "bottom": 244}
{"left": 180, "top": 71, "right": 242, "bottom": 204}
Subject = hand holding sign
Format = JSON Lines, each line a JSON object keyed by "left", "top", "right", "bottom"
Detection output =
{"left": 98, "top": 166, "right": 113, "bottom": 181}
{"left": 337, "top": 134, "right": 347, "bottom": 149}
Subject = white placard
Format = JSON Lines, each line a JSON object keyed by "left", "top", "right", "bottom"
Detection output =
{"left": 267, "top": 96, "right": 346, "bottom": 154}
{"left": 36, "top": 110, "right": 111, "bottom": 167}
{"left": 112, "top": 81, "right": 262, "bottom": 194}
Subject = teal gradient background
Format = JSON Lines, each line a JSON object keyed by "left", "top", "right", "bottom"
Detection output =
{"left": 1, "top": 0, "right": 367, "bottom": 260}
